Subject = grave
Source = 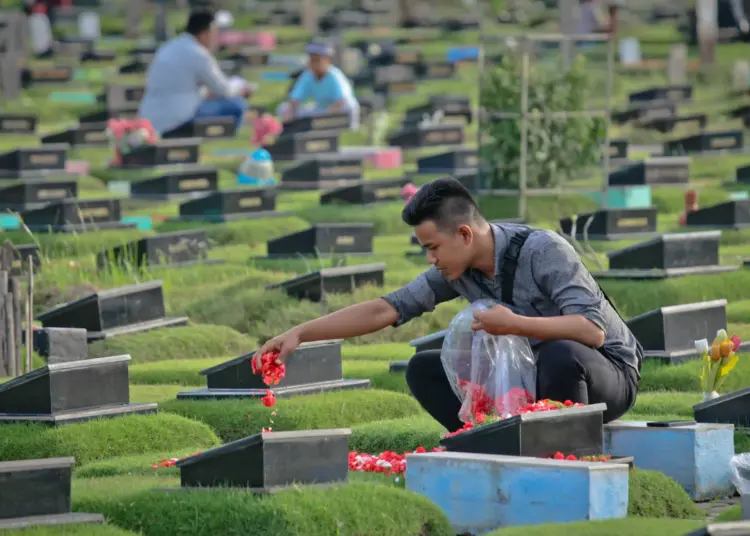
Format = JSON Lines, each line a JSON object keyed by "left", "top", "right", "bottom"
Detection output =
{"left": 607, "top": 139, "right": 628, "bottom": 160}
{"left": 388, "top": 124, "right": 464, "bottom": 149}
{"left": 266, "top": 131, "right": 340, "bottom": 161}
{"left": 0, "top": 145, "right": 68, "bottom": 178}
{"left": 41, "top": 122, "right": 109, "bottom": 147}
{"left": 416, "top": 148, "right": 477, "bottom": 174}
{"left": 130, "top": 166, "right": 218, "bottom": 200}
{"left": 281, "top": 155, "right": 363, "bottom": 189}
{"left": 281, "top": 112, "right": 351, "bottom": 134}
{"left": 178, "top": 188, "right": 279, "bottom": 222}
{"left": 440, "top": 403, "right": 607, "bottom": 458}
{"left": 559, "top": 208, "right": 658, "bottom": 240}
{"left": 625, "top": 299, "right": 730, "bottom": 363}
{"left": 686, "top": 199, "right": 750, "bottom": 229}
{"left": 0, "top": 179, "right": 77, "bottom": 211}
{"left": 734, "top": 164, "right": 750, "bottom": 184}
{"left": 608, "top": 157, "right": 689, "bottom": 186}
{"left": 694, "top": 387, "right": 750, "bottom": 428}
{"left": 120, "top": 139, "right": 201, "bottom": 168}
{"left": 390, "top": 329, "right": 446, "bottom": 372}
{"left": 9, "top": 243, "right": 41, "bottom": 276}
{"left": 97, "top": 84, "right": 144, "bottom": 109}
{"left": 604, "top": 421, "right": 735, "bottom": 500}
{"left": 0, "top": 458, "right": 104, "bottom": 529}
{"left": 21, "top": 198, "right": 131, "bottom": 233}
{"left": 320, "top": 177, "right": 409, "bottom": 205}
{"left": 417, "top": 61, "right": 456, "bottom": 80}
{"left": 611, "top": 102, "right": 676, "bottom": 126}
{"left": 0, "top": 114, "right": 36, "bottom": 134}
{"left": 21, "top": 65, "right": 74, "bottom": 87}
{"left": 173, "top": 429, "right": 352, "bottom": 491}
{"left": 628, "top": 84, "right": 693, "bottom": 103}
{"left": 266, "top": 224, "right": 374, "bottom": 257}
{"left": 594, "top": 232, "right": 734, "bottom": 280}
{"left": 118, "top": 54, "right": 152, "bottom": 75}
{"left": 372, "top": 64, "right": 417, "bottom": 96}
{"left": 404, "top": 96, "right": 472, "bottom": 126}
{"left": 0, "top": 354, "right": 157, "bottom": 425}
{"left": 637, "top": 113, "right": 707, "bottom": 133}
{"left": 405, "top": 452, "right": 629, "bottom": 533}
{"left": 664, "top": 131, "right": 744, "bottom": 155}
{"left": 97, "top": 230, "right": 212, "bottom": 270}
{"left": 267, "top": 263, "right": 386, "bottom": 302}
{"left": 33, "top": 327, "right": 88, "bottom": 363}
{"left": 161, "top": 117, "right": 238, "bottom": 140}
{"left": 36, "top": 280, "right": 188, "bottom": 341}
{"left": 177, "top": 340, "right": 370, "bottom": 400}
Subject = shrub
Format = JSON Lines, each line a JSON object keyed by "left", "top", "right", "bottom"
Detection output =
{"left": 0, "top": 413, "right": 219, "bottom": 465}
{"left": 76, "top": 483, "right": 454, "bottom": 536}
{"left": 88, "top": 325, "right": 255, "bottom": 363}
{"left": 160, "top": 390, "right": 425, "bottom": 442}
{"left": 628, "top": 469, "right": 704, "bottom": 519}
{"left": 350, "top": 416, "right": 443, "bottom": 453}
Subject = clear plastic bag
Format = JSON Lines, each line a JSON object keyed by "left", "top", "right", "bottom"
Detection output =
{"left": 730, "top": 453, "right": 750, "bottom": 494}
{"left": 441, "top": 300, "right": 538, "bottom": 423}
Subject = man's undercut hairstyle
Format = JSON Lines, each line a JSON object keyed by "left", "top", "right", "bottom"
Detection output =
{"left": 402, "top": 177, "right": 482, "bottom": 232}
{"left": 186, "top": 11, "right": 215, "bottom": 36}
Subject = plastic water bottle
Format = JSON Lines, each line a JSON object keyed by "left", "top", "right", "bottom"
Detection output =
{"left": 237, "top": 149, "right": 276, "bottom": 186}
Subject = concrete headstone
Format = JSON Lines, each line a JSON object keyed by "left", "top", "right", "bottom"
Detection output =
{"left": 78, "top": 11, "right": 100, "bottom": 41}
{"left": 733, "top": 61, "right": 750, "bottom": 92}
{"left": 28, "top": 12, "right": 52, "bottom": 55}
{"left": 667, "top": 44, "right": 688, "bottom": 85}
{"left": 619, "top": 38, "right": 641, "bottom": 65}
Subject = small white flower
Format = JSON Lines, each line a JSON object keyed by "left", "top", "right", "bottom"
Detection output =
{"left": 695, "top": 339, "right": 709, "bottom": 355}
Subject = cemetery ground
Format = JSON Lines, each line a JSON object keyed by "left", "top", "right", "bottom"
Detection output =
{"left": 8, "top": 10, "right": 750, "bottom": 536}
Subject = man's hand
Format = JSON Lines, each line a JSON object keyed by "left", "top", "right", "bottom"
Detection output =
{"left": 240, "top": 85, "right": 253, "bottom": 98}
{"left": 252, "top": 329, "right": 301, "bottom": 371}
{"left": 471, "top": 305, "right": 522, "bottom": 336}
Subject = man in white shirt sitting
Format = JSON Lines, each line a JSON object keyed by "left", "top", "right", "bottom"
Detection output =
{"left": 276, "top": 42, "right": 360, "bottom": 130}
{"left": 138, "top": 10, "right": 253, "bottom": 136}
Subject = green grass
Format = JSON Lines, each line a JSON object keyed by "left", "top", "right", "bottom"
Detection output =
{"left": 0, "top": 526, "right": 140, "bottom": 536}
{"left": 487, "top": 518, "right": 705, "bottom": 536}
{"left": 0, "top": 413, "right": 219, "bottom": 465}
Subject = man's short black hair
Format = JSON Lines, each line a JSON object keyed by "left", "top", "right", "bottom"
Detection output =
{"left": 402, "top": 177, "right": 482, "bottom": 231}
{"left": 186, "top": 10, "right": 215, "bottom": 35}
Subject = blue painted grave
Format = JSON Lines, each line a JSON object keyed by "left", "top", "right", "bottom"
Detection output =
{"left": 446, "top": 47, "right": 479, "bottom": 63}
{"left": 47, "top": 92, "right": 97, "bottom": 104}
{"left": 406, "top": 452, "right": 629, "bottom": 534}
{"left": 603, "top": 421, "right": 735, "bottom": 500}
{"left": 120, "top": 216, "right": 152, "bottom": 231}
{"left": 587, "top": 186, "right": 652, "bottom": 209}
{"left": 0, "top": 214, "right": 20, "bottom": 230}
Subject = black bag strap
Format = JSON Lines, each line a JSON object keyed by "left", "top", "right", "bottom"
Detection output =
{"left": 502, "top": 228, "right": 644, "bottom": 369}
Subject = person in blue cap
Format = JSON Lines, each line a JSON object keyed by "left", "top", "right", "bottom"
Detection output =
{"left": 276, "top": 41, "right": 360, "bottom": 129}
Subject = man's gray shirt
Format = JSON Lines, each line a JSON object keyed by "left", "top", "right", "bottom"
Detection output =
{"left": 382, "top": 223, "right": 641, "bottom": 376}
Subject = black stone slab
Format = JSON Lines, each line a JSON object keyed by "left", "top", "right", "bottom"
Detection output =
{"left": 628, "top": 85, "right": 692, "bottom": 103}
{"left": 626, "top": 299, "right": 728, "bottom": 363}
{"left": 734, "top": 164, "right": 750, "bottom": 184}
{"left": 388, "top": 124, "right": 464, "bottom": 149}
{"left": 686, "top": 199, "right": 750, "bottom": 229}
{"left": 36, "top": 280, "right": 188, "bottom": 341}
{"left": 266, "top": 224, "right": 374, "bottom": 257}
{"left": 78, "top": 105, "right": 139, "bottom": 124}
{"left": 417, "top": 61, "right": 456, "bottom": 80}
{"left": 97, "top": 230, "right": 211, "bottom": 270}
{"left": 9, "top": 243, "right": 41, "bottom": 277}
{"left": 320, "top": 177, "right": 409, "bottom": 205}
{"left": 119, "top": 139, "right": 200, "bottom": 169}
{"left": 606, "top": 139, "right": 628, "bottom": 160}
{"left": 594, "top": 231, "right": 735, "bottom": 280}
{"left": 0, "top": 178, "right": 77, "bottom": 211}
{"left": 608, "top": 157, "right": 690, "bottom": 186}
{"left": 440, "top": 403, "right": 607, "bottom": 458}
{"left": 130, "top": 167, "right": 218, "bottom": 200}
{"left": 281, "top": 155, "right": 363, "bottom": 189}
{"left": 178, "top": 188, "right": 277, "bottom": 222}
{"left": 21, "top": 198, "right": 125, "bottom": 233}
{"left": 21, "top": 65, "right": 73, "bottom": 87}
{"left": 161, "top": 117, "right": 238, "bottom": 140}
{"left": 417, "top": 148, "right": 477, "bottom": 174}
{"left": 374, "top": 80, "right": 417, "bottom": 97}
{"left": 97, "top": 84, "right": 144, "bottom": 109}
{"left": 664, "top": 131, "right": 744, "bottom": 155}
{"left": 266, "top": 131, "right": 340, "bottom": 161}
{"left": 404, "top": 97, "right": 472, "bottom": 126}
{"left": 118, "top": 55, "right": 151, "bottom": 75}
{"left": 281, "top": 112, "right": 351, "bottom": 135}
{"left": 612, "top": 102, "right": 677, "bottom": 126}
{"left": 175, "top": 429, "right": 351, "bottom": 491}
{"left": 410, "top": 330, "right": 446, "bottom": 353}
{"left": 559, "top": 208, "right": 658, "bottom": 240}
{"left": 389, "top": 360, "right": 408, "bottom": 372}
{"left": 33, "top": 328, "right": 88, "bottom": 364}
{"left": 0, "top": 145, "right": 67, "bottom": 178}
{"left": 0, "top": 114, "right": 36, "bottom": 134}
{"left": 637, "top": 113, "right": 707, "bottom": 133}
{"left": 267, "top": 263, "right": 385, "bottom": 302}
{"left": 81, "top": 49, "right": 117, "bottom": 63}
{"left": 41, "top": 122, "right": 109, "bottom": 147}
{"left": 693, "top": 388, "right": 750, "bottom": 427}
{"left": 177, "top": 340, "right": 370, "bottom": 399}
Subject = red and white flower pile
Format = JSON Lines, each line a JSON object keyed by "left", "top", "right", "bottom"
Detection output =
{"left": 152, "top": 451, "right": 204, "bottom": 469}
{"left": 348, "top": 446, "right": 446, "bottom": 477}
{"left": 549, "top": 452, "right": 612, "bottom": 462}
{"left": 106, "top": 118, "right": 159, "bottom": 167}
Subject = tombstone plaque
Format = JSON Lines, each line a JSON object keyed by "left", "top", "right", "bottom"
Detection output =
{"left": 388, "top": 124, "right": 464, "bottom": 149}
{"left": 559, "top": 208, "right": 658, "bottom": 240}
{"left": 178, "top": 189, "right": 278, "bottom": 222}
{"left": 120, "top": 139, "right": 201, "bottom": 168}
{"left": 36, "top": 280, "right": 188, "bottom": 341}
{"left": 417, "top": 149, "right": 477, "bottom": 174}
{"left": 0, "top": 145, "right": 67, "bottom": 178}
{"left": 267, "top": 224, "right": 374, "bottom": 257}
{"left": 608, "top": 157, "right": 690, "bottom": 186}
{"left": 266, "top": 131, "right": 340, "bottom": 161}
{"left": 97, "top": 230, "right": 212, "bottom": 269}
{"left": 41, "top": 123, "right": 109, "bottom": 147}
{"left": 320, "top": 177, "right": 409, "bottom": 205}
{"left": 281, "top": 112, "right": 351, "bottom": 134}
{"left": 637, "top": 113, "right": 707, "bottom": 133}
{"left": 130, "top": 166, "right": 218, "bottom": 200}
{"left": 268, "top": 263, "right": 386, "bottom": 302}
{"left": 417, "top": 61, "right": 456, "bottom": 80}
{"left": 22, "top": 65, "right": 74, "bottom": 87}
{"left": 177, "top": 340, "right": 370, "bottom": 399}
{"left": 161, "top": 117, "right": 238, "bottom": 140}
{"left": 0, "top": 179, "right": 77, "bottom": 211}
{"left": 282, "top": 155, "right": 363, "bottom": 189}
{"left": 628, "top": 85, "right": 692, "bottom": 103}
{"left": 0, "top": 114, "right": 36, "bottom": 134}
{"left": 21, "top": 198, "right": 128, "bottom": 232}
{"left": 664, "top": 131, "right": 743, "bottom": 155}
{"left": 97, "top": 84, "right": 145, "bottom": 110}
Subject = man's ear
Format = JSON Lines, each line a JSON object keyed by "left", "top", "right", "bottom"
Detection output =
{"left": 457, "top": 224, "right": 473, "bottom": 244}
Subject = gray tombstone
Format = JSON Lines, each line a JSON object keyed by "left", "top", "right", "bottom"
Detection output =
{"left": 301, "top": 0, "right": 317, "bottom": 32}
{"left": 733, "top": 61, "right": 750, "bottom": 92}
{"left": 0, "top": 53, "right": 22, "bottom": 100}
{"left": 667, "top": 44, "right": 688, "bottom": 85}
{"left": 28, "top": 12, "right": 52, "bottom": 55}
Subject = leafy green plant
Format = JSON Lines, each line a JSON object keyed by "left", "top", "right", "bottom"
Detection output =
{"left": 479, "top": 54, "right": 605, "bottom": 189}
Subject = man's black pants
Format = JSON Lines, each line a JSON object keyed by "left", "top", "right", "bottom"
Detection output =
{"left": 405, "top": 339, "right": 639, "bottom": 432}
